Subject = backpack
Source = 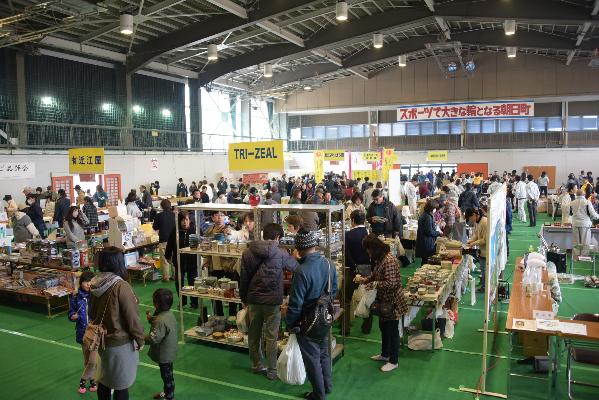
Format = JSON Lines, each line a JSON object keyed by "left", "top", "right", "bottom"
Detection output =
{"left": 300, "top": 260, "right": 334, "bottom": 340}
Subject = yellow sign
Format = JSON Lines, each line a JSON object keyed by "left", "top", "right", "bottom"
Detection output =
{"left": 228, "top": 140, "right": 284, "bottom": 171}
{"left": 382, "top": 148, "right": 396, "bottom": 182}
{"left": 68, "top": 148, "right": 105, "bottom": 174}
{"left": 323, "top": 150, "right": 345, "bottom": 161}
{"left": 313, "top": 150, "right": 324, "bottom": 182}
{"left": 362, "top": 151, "right": 381, "bottom": 162}
{"left": 352, "top": 170, "right": 381, "bottom": 181}
{"left": 427, "top": 150, "right": 448, "bottom": 161}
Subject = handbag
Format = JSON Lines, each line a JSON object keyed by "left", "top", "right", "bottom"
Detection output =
{"left": 370, "top": 298, "right": 396, "bottom": 320}
{"left": 82, "top": 286, "right": 115, "bottom": 352}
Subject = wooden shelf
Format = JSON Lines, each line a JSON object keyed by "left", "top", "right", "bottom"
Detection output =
{"left": 179, "top": 247, "right": 243, "bottom": 258}
{"left": 180, "top": 289, "right": 243, "bottom": 303}
{"left": 184, "top": 327, "right": 248, "bottom": 349}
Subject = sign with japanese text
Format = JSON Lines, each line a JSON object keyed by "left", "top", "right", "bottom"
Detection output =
{"left": 150, "top": 158, "right": 159, "bottom": 171}
{"left": 362, "top": 152, "right": 381, "bottom": 162}
{"left": 228, "top": 140, "right": 284, "bottom": 172}
{"left": 323, "top": 150, "right": 345, "bottom": 161}
{"left": 397, "top": 100, "right": 534, "bottom": 121}
{"left": 68, "top": 148, "right": 105, "bottom": 174}
{"left": 79, "top": 174, "right": 96, "bottom": 182}
{"left": 242, "top": 173, "right": 269, "bottom": 185}
{"left": 382, "top": 148, "right": 396, "bottom": 182}
{"left": 427, "top": 150, "right": 448, "bottom": 161}
{"left": 313, "top": 150, "right": 324, "bottom": 183}
{"left": 352, "top": 170, "right": 381, "bottom": 182}
{"left": 0, "top": 162, "right": 35, "bottom": 180}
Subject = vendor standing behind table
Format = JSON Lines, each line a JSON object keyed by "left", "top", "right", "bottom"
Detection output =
{"left": 12, "top": 207, "right": 39, "bottom": 242}
{"left": 54, "top": 189, "right": 71, "bottom": 228}
{"left": 64, "top": 206, "right": 89, "bottom": 247}
{"left": 415, "top": 200, "right": 441, "bottom": 266}
{"left": 465, "top": 208, "right": 488, "bottom": 293}
{"left": 344, "top": 210, "right": 371, "bottom": 336}
{"left": 93, "top": 185, "right": 108, "bottom": 207}
{"left": 25, "top": 193, "right": 46, "bottom": 238}
{"left": 286, "top": 229, "right": 337, "bottom": 400}
{"left": 176, "top": 178, "right": 188, "bottom": 198}
{"left": 538, "top": 172, "right": 550, "bottom": 198}
{"left": 366, "top": 189, "right": 403, "bottom": 238}
{"left": 153, "top": 200, "right": 176, "bottom": 282}
{"left": 126, "top": 192, "right": 143, "bottom": 218}
{"left": 568, "top": 189, "right": 599, "bottom": 258}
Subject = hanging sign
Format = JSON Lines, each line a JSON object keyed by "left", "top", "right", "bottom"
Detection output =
{"left": 228, "top": 140, "right": 284, "bottom": 171}
{"left": 427, "top": 150, "right": 448, "bottom": 161}
{"left": 79, "top": 174, "right": 95, "bottom": 182}
{"left": 397, "top": 100, "right": 534, "bottom": 121}
{"left": 382, "top": 148, "right": 396, "bottom": 182}
{"left": 150, "top": 158, "right": 159, "bottom": 171}
{"left": 242, "top": 173, "right": 269, "bottom": 184}
{"left": 313, "top": 150, "right": 324, "bottom": 183}
{"left": 68, "top": 148, "right": 105, "bottom": 174}
{"left": 362, "top": 152, "right": 381, "bottom": 162}
{"left": 352, "top": 170, "right": 381, "bottom": 181}
{"left": 323, "top": 150, "right": 345, "bottom": 161}
{"left": 0, "top": 162, "right": 35, "bottom": 179}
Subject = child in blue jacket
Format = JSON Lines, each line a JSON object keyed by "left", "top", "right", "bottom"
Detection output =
{"left": 68, "top": 271, "right": 96, "bottom": 394}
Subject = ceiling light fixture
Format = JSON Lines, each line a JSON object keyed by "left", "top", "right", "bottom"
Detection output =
{"left": 119, "top": 14, "right": 133, "bottom": 35}
{"left": 398, "top": 55, "right": 407, "bottom": 67}
{"left": 263, "top": 64, "right": 273, "bottom": 78}
{"left": 504, "top": 19, "right": 516, "bottom": 36}
{"left": 336, "top": 1, "right": 348, "bottom": 21}
{"left": 132, "top": 105, "right": 142, "bottom": 113}
{"left": 162, "top": 109, "right": 171, "bottom": 118}
{"left": 506, "top": 46, "right": 517, "bottom": 58}
{"left": 207, "top": 44, "right": 218, "bottom": 61}
{"left": 373, "top": 33, "right": 384, "bottom": 48}
{"left": 303, "top": 85, "right": 312, "bottom": 91}
{"left": 101, "top": 103, "right": 111, "bottom": 112}
{"left": 41, "top": 96, "right": 53, "bottom": 106}
{"left": 465, "top": 60, "right": 476, "bottom": 72}
{"left": 447, "top": 62, "right": 457, "bottom": 72}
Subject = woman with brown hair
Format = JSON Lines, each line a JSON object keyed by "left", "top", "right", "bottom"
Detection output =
{"left": 355, "top": 234, "right": 408, "bottom": 373}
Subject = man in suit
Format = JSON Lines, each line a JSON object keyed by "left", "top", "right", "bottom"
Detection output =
{"left": 344, "top": 210, "right": 371, "bottom": 335}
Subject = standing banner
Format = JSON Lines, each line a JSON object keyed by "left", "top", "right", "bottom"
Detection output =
{"left": 228, "top": 140, "right": 284, "bottom": 172}
{"left": 313, "top": 150, "right": 324, "bottom": 182}
{"left": 150, "top": 158, "right": 159, "bottom": 171}
{"left": 362, "top": 152, "right": 381, "bottom": 162}
{"left": 0, "top": 162, "right": 35, "bottom": 179}
{"left": 382, "top": 148, "right": 396, "bottom": 182}
{"left": 460, "top": 183, "right": 507, "bottom": 399}
{"left": 427, "top": 150, "right": 448, "bottom": 161}
{"left": 397, "top": 100, "right": 534, "bottom": 121}
{"left": 68, "top": 148, "right": 105, "bottom": 174}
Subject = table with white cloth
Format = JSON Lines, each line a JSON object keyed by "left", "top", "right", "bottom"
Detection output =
{"left": 540, "top": 225, "right": 599, "bottom": 251}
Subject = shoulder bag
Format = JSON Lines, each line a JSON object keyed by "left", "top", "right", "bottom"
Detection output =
{"left": 82, "top": 285, "right": 116, "bottom": 352}
{"left": 300, "top": 259, "right": 334, "bottom": 340}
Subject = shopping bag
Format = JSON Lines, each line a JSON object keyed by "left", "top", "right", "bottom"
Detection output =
{"left": 407, "top": 329, "right": 443, "bottom": 351}
{"left": 354, "top": 285, "right": 377, "bottom": 318}
{"left": 236, "top": 307, "right": 249, "bottom": 334}
{"left": 277, "top": 334, "right": 306, "bottom": 385}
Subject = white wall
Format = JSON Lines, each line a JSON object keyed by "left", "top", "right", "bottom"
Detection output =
{"left": 289, "top": 148, "right": 597, "bottom": 186}
{"left": 0, "top": 150, "right": 229, "bottom": 202}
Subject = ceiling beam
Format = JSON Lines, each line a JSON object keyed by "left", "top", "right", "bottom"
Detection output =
{"left": 423, "top": 0, "right": 435, "bottom": 12}
{"left": 256, "top": 20, "right": 305, "bottom": 47}
{"left": 126, "top": 0, "right": 322, "bottom": 73}
{"left": 204, "top": 0, "right": 247, "bottom": 18}
{"left": 256, "top": 29, "right": 583, "bottom": 91}
{"left": 196, "top": 0, "right": 593, "bottom": 85}
{"left": 78, "top": 0, "right": 187, "bottom": 43}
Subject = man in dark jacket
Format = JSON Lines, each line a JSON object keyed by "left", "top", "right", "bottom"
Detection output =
{"left": 240, "top": 223, "right": 298, "bottom": 380}
{"left": 344, "top": 210, "right": 371, "bottom": 335}
{"left": 176, "top": 178, "right": 188, "bottom": 197}
{"left": 366, "top": 189, "right": 403, "bottom": 238}
{"left": 153, "top": 200, "right": 176, "bottom": 281}
{"left": 53, "top": 188, "right": 71, "bottom": 228}
{"left": 139, "top": 185, "right": 153, "bottom": 209}
{"left": 217, "top": 177, "right": 228, "bottom": 194}
{"left": 287, "top": 229, "right": 337, "bottom": 400}
{"left": 458, "top": 183, "right": 479, "bottom": 212}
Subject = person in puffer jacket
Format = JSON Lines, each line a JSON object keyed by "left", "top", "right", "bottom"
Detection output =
{"left": 240, "top": 223, "right": 299, "bottom": 380}
{"left": 68, "top": 271, "right": 97, "bottom": 394}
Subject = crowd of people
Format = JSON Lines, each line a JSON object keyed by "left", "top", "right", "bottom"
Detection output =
{"left": 6, "top": 167, "right": 593, "bottom": 400}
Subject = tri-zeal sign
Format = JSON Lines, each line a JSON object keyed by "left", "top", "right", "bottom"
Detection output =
{"left": 228, "top": 140, "right": 284, "bottom": 172}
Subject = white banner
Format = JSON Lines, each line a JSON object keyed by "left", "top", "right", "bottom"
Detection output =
{"left": 0, "top": 162, "right": 35, "bottom": 179}
{"left": 150, "top": 158, "right": 158, "bottom": 171}
{"left": 397, "top": 100, "right": 534, "bottom": 121}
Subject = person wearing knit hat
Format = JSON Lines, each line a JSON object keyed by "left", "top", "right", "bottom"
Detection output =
{"left": 287, "top": 228, "right": 337, "bottom": 400}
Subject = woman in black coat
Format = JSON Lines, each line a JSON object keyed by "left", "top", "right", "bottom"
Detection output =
{"left": 25, "top": 194, "right": 46, "bottom": 238}
{"left": 165, "top": 211, "right": 198, "bottom": 308}
{"left": 415, "top": 199, "right": 441, "bottom": 265}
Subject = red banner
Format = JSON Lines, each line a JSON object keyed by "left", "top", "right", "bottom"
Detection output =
{"left": 242, "top": 173, "right": 269, "bottom": 184}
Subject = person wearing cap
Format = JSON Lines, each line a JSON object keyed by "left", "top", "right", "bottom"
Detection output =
{"left": 53, "top": 189, "right": 72, "bottom": 228}
{"left": 286, "top": 229, "right": 337, "bottom": 400}
{"left": 3, "top": 195, "right": 18, "bottom": 218}
{"left": 227, "top": 185, "right": 240, "bottom": 204}
{"left": 240, "top": 223, "right": 299, "bottom": 380}
{"left": 25, "top": 193, "right": 46, "bottom": 238}
{"left": 366, "top": 189, "right": 403, "bottom": 238}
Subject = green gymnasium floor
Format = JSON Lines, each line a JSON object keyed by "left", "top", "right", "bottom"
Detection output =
{"left": 1, "top": 211, "right": 598, "bottom": 400}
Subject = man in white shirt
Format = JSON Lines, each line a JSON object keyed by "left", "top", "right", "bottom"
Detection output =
{"left": 569, "top": 189, "right": 599, "bottom": 258}
{"left": 487, "top": 175, "right": 503, "bottom": 196}
{"left": 363, "top": 182, "right": 375, "bottom": 208}
{"left": 404, "top": 176, "right": 418, "bottom": 216}
{"left": 514, "top": 175, "right": 527, "bottom": 223}
{"left": 526, "top": 174, "right": 540, "bottom": 227}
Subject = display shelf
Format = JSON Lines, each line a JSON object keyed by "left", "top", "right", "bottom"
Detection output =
{"left": 180, "top": 289, "right": 242, "bottom": 303}
{"left": 184, "top": 327, "right": 248, "bottom": 349}
{"left": 178, "top": 247, "right": 243, "bottom": 258}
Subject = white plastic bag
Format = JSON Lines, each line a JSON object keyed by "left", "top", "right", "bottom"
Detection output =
{"left": 277, "top": 334, "right": 306, "bottom": 385}
{"left": 354, "top": 285, "right": 377, "bottom": 318}
{"left": 442, "top": 309, "right": 455, "bottom": 339}
{"left": 236, "top": 307, "right": 249, "bottom": 334}
{"left": 407, "top": 329, "right": 443, "bottom": 350}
